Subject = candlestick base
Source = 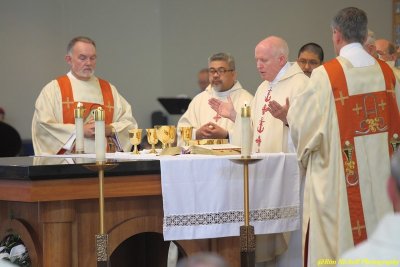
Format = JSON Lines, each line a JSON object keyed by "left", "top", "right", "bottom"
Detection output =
{"left": 82, "top": 161, "right": 118, "bottom": 266}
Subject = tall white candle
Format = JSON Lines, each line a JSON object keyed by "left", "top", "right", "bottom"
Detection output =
{"left": 74, "top": 102, "right": 85, "bottom": 153}
{"left": 94, "top": 107, "right": 105, "bottom": 163}
{"left": 241, "top": 103, "right": 251, "bottom": 158}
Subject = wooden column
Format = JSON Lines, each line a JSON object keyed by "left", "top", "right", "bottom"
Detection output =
{"left": 39, "top": 201, "right": 75, "bottom": 267}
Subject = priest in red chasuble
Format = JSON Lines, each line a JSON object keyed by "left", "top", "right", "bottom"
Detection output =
{"left": 32, "top": 36, "right": 137, "bottom": 155}
{"left": 287, "top": 7, "right": 400, "bottom": 266}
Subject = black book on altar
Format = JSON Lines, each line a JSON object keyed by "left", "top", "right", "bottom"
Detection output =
{"left": 157, "top": 97, "right": 192, "bottom": 115}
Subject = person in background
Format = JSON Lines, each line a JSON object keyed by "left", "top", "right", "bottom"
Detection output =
{"left": 287, "top": 7, "right": 400, "bottom": 266}
{"left": 297, "top": 42, "right": 324, "bottom": 77}
{"left": 338, "top": 150, "right": 400, "bottom": 266}
{"left": 197, "top": 68, "right": 210, "bottom": 92}
{"left": 32, "top": 36, "right": 137, "bottom": 155}
{"left": 364, "top": 29, "right": 377, "bottom": 58}
{"left": 375, "top": 38, "right": 400, "bottom": 106}
{"left": 178, "top": 52, "right": 253, "bottom": 141}
{"left": 375, "top": 38, "right": 398, "bottom": 63}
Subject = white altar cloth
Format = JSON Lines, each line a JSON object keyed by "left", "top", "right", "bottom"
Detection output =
{"left": 160, "top": 153, "right": 300, "bottom": 241}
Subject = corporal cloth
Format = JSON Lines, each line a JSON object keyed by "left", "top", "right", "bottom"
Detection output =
{"left": 160, "top": 153, "right": 300, "bottom": 241}
{"left": 177, "top": 81, "right": 253, "bottom": 141}
{"left": 32, "top": 72, "right": 137, "bottom": 155}
{"left": 287, "top": 43, "right": 400, "bottom": 266}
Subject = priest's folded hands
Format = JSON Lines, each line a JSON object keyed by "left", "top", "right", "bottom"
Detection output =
{"left": 195, "top": 122, "right": 228, "bottom": 139}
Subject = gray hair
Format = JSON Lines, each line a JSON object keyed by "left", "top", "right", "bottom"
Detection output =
{"left": 331, "top": 7, "right": 368, "bottom": 44}
{"left": 67, "top": 36, "right": 96, "bottom": 54}
{"left": 177, "top": 252, "right": 229, "bottom": 267}
{"left": 208, "top": 52, "right": 235, "bottom": 70}
{"left": 391, "top": 149, "right": 400, "bottom": 191}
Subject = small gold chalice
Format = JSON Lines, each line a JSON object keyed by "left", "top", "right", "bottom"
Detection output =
{"left": 155, "top": 125, "right": 171, "bottom": 149}
{"left": 179, "top": 126, "right": 193, "bottom": 146}
{"left": 129, "top": 128, "right": 142, "bottom": 154}
{"left": 146, "top": 128, "right": 158, "bottom": 154}
{"left": 168, "top": 125, "right": 177, "bottom": 148}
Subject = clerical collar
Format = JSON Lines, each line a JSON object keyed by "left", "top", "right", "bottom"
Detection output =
{"left": 339, "top": 43, "right": 375, "bottom": 67}
{"left": 270, "top": 62, "right": 290, "bottom": 86}
{"left": 212, "top": 81, "right": 240, "bottom": 97}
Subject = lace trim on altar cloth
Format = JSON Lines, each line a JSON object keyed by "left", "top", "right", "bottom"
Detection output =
{"left": 164, "top": 205, "right": 299, "bottom": 227}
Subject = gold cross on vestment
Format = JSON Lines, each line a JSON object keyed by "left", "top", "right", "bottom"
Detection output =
{"left": 352, "top": 103, "right": 362, "bottom": 115}
{"left": 351, "top": 220, "right": 366, "bottom": 237}
{"left": 378, "top": 99, "right": 387, "bottom": 111}
{"left": 62, "top": 97, "right": 74, "bottom": 110}
{"left": 335, "top": 91, "right": 349, "bottom": 106}
{"left": 105, "top": 101, "right": 114, "bottom": 112}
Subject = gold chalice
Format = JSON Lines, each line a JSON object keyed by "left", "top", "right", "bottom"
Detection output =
{"left": 179, "top": 126, "right": 193, "bottom": 146}
{"left": 155, "top": 125, "right": 171, "bottom": 149}
{"left": 129, "top": 128, "right": 142, "bottom": 154}
{"left": 146, "top": 128, "right": 158, "bottom": 154}
{"left": 168, "top": 125, "right": 177, "bottom": 148}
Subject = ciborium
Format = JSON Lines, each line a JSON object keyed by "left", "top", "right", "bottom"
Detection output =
{"left": 129, "top": 128, "right": 142, "bottom": 154}
{"left": 179, "top": 126, "right": 193, "bottom": 146}
{"left": 146, "top": 128, "right": 158, "bottom": 153}
{"left": 155, "top": 125, "right": 171, "bottom": 149}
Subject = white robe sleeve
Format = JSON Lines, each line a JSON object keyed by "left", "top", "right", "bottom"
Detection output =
{"left": 32, "top": 81, "right": 76, "bottom": 155}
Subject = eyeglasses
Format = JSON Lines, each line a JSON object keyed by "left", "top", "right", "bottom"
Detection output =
{"left": 297, "top": 59, "right": 320, "bottom": 67}
{"left": 208, "top": 68, "right": 234, "bottom": 75}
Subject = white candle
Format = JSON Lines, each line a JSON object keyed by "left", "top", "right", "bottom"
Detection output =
{"left": 94, "top": 107, "right": 105, "bottom": 163}
{"left": 241, "top": 103, "right": 251, "bottom": 158}
{"left": 74, "top": 102, "right": 85, "bottom": 153}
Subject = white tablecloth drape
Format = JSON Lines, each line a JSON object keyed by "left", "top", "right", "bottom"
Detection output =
{"left": 160, "top": 153, "right": 300, "bottom": 241}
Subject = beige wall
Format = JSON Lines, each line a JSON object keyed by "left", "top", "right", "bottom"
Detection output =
{"left": 0, "top": 0, "right": 391, "bottom": 139}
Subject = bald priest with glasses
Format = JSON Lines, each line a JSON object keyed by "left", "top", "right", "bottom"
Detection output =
{"left": 177, "top": 52, "right": 253, "bottom": 141}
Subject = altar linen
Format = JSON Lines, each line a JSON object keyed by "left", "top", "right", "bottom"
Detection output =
{"left": 160, "top": 153, "right": 300, "bottom": 241}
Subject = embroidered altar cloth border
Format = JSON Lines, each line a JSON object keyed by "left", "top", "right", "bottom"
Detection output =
{"left": 160, "top": 153, "right": 300, "bottom": 241}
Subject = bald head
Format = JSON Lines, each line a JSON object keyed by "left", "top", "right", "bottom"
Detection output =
{"left": 256, "top": 36, "right": 289, "bottom": 60}
{"left": 255, "top": 36, "right": 289, "bottom": 82}
{"left": 375, "top": 39, "right": 397, "bottom": 62}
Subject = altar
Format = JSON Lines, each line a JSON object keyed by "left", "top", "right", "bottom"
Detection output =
{"left": 0, "top": 153, "right": 300, "bottom": 267}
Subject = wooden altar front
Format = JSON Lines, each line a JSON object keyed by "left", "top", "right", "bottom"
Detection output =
{"left": 0, "top": 157, "right": 240, "bottom": 267}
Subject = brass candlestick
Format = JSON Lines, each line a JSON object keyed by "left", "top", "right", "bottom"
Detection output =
{"left": 83, "top": 161, "right": 117, "bottom": 267}
{"left": 230, "top": 157, "right": 261, "bottom": 267}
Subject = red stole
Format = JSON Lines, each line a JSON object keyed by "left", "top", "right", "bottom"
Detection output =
{"left": 324, "top": 58, "right": 400, "bottom": 245}
{"left": 57, "top": 75, "right": 114, "bottom": 124}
